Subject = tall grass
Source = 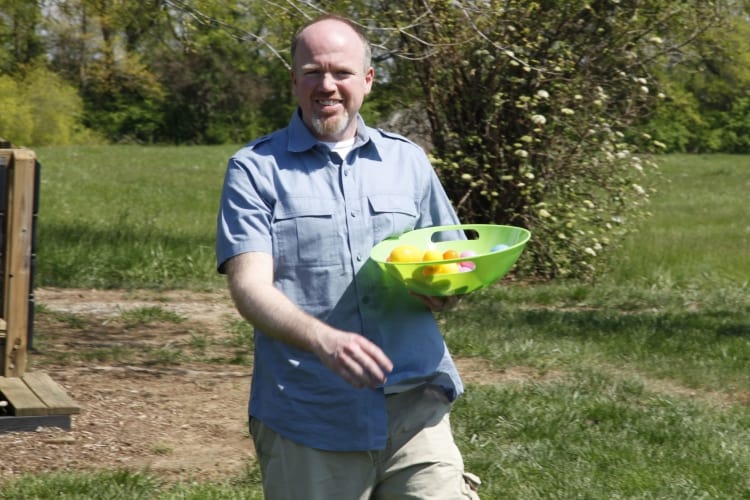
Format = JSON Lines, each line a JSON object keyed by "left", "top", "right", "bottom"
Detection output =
{"left": 3, "top": 149, "right": 749, "bottom": 498}
{"left": 33, "top": 148, "right": 750, "bottom": 292}
{"left": 601, "top": 154, "right": 750, "bottom": 289}
{"left": 34, "top": 144, "right": 239, "bottom": 289}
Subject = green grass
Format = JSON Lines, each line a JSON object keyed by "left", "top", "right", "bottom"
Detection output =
{"left": 0, "top": 468, "right": 265, "bottom": 499}
{"left": 2, "top": 150, "right": 749, "bottom": 498}
{"left": 602, "top": 153, "right": 750, "bottom": 289}
{"left": 34, "top": 144, "right": 239, "bottom": 290}
{"left": 118, "top": 305, "right": 186, "bottom": 327}
{"left": 453, "top": 380, "right": 750, "bottom": 497}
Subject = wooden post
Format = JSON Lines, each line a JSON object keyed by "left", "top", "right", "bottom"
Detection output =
{"left": 0, "top": 145, "right": 79, "bottom": 431}
{"left": 0, "top": 148, "right": 37, "bottom": 377}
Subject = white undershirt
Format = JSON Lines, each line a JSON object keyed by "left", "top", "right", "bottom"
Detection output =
{"left": 322, "top": 137, "right": 355, "bottom": 161}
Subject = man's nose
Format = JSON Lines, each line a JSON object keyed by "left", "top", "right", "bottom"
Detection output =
{"left": 319, "top": 72, "right": 337, "bottom": 90}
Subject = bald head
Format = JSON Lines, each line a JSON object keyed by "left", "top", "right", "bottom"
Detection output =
{"left": 289, "top": 14, "right": 375, "bottom": 142}
{"left": 291, "top": 15, "right": 372, "bottom": 73}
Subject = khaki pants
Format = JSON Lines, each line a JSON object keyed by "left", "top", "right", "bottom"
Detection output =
{"left": 251, "top": 384, "right": 481, "bottom": 500}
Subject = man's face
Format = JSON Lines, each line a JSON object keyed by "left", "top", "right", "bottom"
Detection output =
{"left": 292, "top": 20, "right": 374, "bottom": 142}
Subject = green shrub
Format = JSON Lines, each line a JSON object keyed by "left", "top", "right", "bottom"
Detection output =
{"left": 0, "top": 66, "right": 99, "bottom": 146}
{"left": 378, "top": 0, "right": 698, "bottom": 279}
{"left": 0, "top": 74, "right": 34, "bottom": 144}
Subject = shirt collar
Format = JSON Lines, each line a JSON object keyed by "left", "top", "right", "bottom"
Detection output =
{"left": 287, "top": 108, "right": 372, "bottom": 154}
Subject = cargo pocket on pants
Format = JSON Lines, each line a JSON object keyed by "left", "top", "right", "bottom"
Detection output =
{"left": 463, "top": 471, "right": 482, "bottom": 499}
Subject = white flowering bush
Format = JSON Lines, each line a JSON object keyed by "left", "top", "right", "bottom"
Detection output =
{"left": 372, "top": 0, "right": 725, "bottom": 279}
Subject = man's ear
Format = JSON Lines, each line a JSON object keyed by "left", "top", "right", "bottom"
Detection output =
{"left": 364, "top": 67, "right": 375, "bottom": 94}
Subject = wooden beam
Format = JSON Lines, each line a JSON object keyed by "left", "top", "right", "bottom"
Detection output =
{"left": 23, "top": 372, "right": 80, "bottom": 415}
{"left": 2, "top": 149, "right": 36, "bottom": 377}
{"left": 0, "top": 375, "right": 47, "bottom": 416}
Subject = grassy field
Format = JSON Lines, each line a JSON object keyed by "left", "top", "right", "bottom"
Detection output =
{"left": 1, "top": 149, "right": 749, "bottom": 498}
{"left": 33, "top": 144, "right": 238, "bottom": 290}
{"left": 603, "top": 154, "right": 750, "bottom": 289}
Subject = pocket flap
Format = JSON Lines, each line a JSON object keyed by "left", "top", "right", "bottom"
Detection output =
{"left": 274, "top": 197, "right": 336, "bottom": 220}
{"left": 368, "top": 194, "right": 417, "bottom": 216}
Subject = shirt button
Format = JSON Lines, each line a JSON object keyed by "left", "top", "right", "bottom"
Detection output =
{"left": 350, "top": 211, "right": 357, "bottom": 218}
{"left": 356, "top": 254, "right": 363, "bottom": 262}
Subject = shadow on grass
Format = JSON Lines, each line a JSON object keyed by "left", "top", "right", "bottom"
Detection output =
{"left": 445, "top": 300, "right": 750, "bottom": 380}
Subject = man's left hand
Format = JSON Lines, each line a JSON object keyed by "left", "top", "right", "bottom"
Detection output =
{"left": 412, "top": 293, "right": 463, "bottom": 313}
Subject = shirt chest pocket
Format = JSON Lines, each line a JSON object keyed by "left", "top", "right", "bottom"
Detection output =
{"left": 368, "top": 194, "right": 418, "bottom": 243}
{"left": 273, "top": 198, "right": 343, "bottom": 267}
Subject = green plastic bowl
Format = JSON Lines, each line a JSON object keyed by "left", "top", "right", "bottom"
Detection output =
{"left": 370, "top": 224, "right": 531, "bottom": 296}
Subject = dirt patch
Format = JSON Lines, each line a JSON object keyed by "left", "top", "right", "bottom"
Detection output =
{"left": 0, "top": 288, "right": 520, "bottom": 483}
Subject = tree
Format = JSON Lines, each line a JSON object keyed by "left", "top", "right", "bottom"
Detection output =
{"left": 150, "top": 0, "right": 295, "bottom": 143}
{"left": 0, "top": 0, "right": 45, "bottom": 74}
{"left": 41, "top": 0, "right": 297, "bottom": 143}
{"left": 367, "top": 0, "right": 729, "bottom": 278}
{"left": 641, "top": 3, "right": 750, "bottom": 153}
{"left": 12, "top": 0, "right": 740, "bottom": 278}
{"left": 42, "top": 0, "right": 168, "bottom": 142}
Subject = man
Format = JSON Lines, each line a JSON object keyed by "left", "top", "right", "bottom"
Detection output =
{"left": 216, "top": 14, "right": 480, "bottom": 499}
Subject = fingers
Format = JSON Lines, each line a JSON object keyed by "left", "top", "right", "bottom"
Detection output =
{"left": 443, "top": 295, "right": 462, "bottom": 310}
{"left": 411, "top": 293, "right": 463, "bottom": 312}
{"left": 342, "top": 340, "right": 392, "bottom": 388}
{"left": 325, "top": 334, "right": 393, "bottom": 389}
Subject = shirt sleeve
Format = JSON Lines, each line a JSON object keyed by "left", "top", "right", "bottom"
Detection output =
{"left": 215, "top": 153, "right": 274, "bottom": 273}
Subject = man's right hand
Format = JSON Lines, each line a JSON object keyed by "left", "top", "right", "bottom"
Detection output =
{"left": 314, "top": 330, "right": 393, "bottom": 389}
{"left": 227, "top": 252, "right": 393, "bottom": 390}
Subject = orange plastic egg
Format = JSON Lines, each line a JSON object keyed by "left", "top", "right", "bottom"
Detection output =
{"left": 442, "top": 249, "right": 460, "bottom": 260}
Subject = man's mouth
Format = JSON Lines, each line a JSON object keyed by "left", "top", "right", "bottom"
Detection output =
{"left": 317, "top": 99, "right": 342, "bottom": 107}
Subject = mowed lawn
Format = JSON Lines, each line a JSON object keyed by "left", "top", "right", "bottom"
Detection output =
{"left": 0, "top": 149, "right": 748, "bottom": 499}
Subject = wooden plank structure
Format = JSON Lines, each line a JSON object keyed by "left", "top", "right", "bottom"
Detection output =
{"left": 0, "top": 141, "right": 80, "bottom": 433}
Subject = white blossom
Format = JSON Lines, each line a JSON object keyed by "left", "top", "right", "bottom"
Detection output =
{"left": 531, "top": 114, "right": 547, "bottom": 125}
{"left": 561, "top": 108, "right": 575, "bottom": 115}
{"left": 536, "top": 90, "right": 549, "bottom": 99}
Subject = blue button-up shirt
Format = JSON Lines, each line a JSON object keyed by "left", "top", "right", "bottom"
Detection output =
{"left": 216, "top": 110, "right": 463, "bottom": 451}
